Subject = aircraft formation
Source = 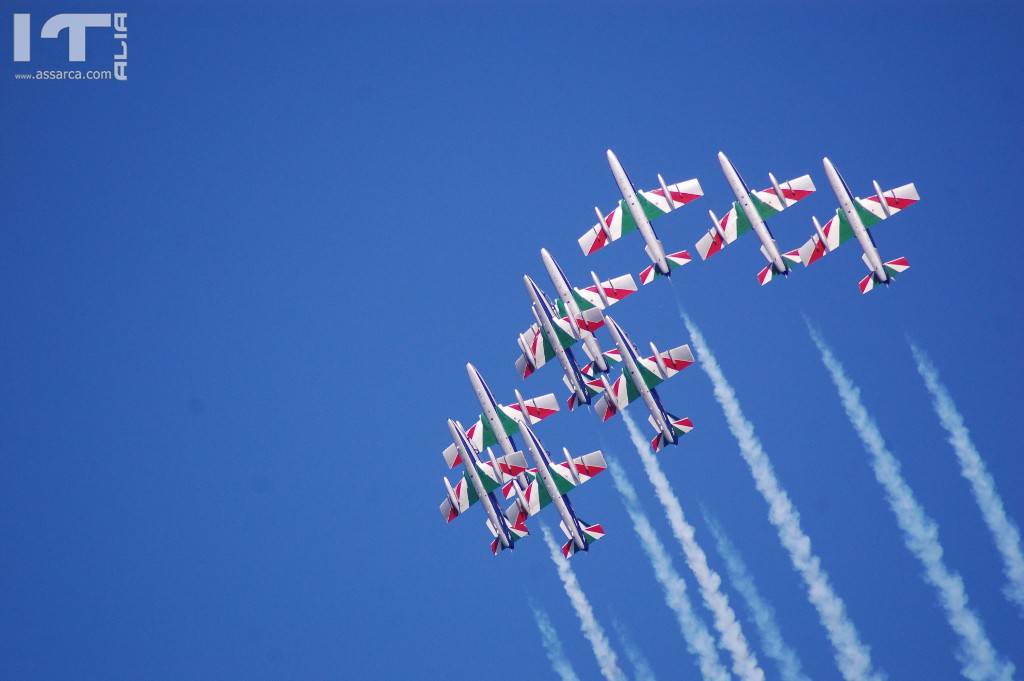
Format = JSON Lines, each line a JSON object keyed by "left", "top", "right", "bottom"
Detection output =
{"left": 439, "top": 150, "right": 920, "bottom": 558}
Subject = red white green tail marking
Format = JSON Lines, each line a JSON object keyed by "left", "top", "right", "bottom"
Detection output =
{"left": 639, "top": 250, "right": 693, "bottom": 286}
{"left": 859, "top": 257, "right": 910, "bottom": 294}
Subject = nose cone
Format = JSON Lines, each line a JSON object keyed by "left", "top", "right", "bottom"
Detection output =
{"left": 822, "top": 156, "right": 834, "bottom": 172}
{"left": 465, "top": 362, "right": 478, "bottom": 381}
{"left": 523, "top": 274, "right": 539, "bottom": 297}
{"left": 606, "top": 148, "right": 622, "bottom": 172}
{"left": 717, "top": 150, "right": 728, "bottom": 163}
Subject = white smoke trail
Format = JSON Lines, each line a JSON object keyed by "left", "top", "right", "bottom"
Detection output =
{"left": 910, "top": 342, "right": 1024, "bottom": 615}
{"left": 530, "top": 602, "right": 582, "bottom": 681}
{"left": 681, "top": 312, "right": 883, "bottom": 681}
{"left": 810, "top": 326, "right": 1014, "bottom": 681}
{"left": 612, "top": 619, "right": 658, "bottom": 681}
{"left": 703, "top": 511, "right": 812, "bottom": 681}
{"left": 621, "top": 411, "right": 764, "bottom": 681}
{"left": 540, "top": 524, "right": 628, "bottom": 681}
{"left": 605, "top": 454, "right": 730, "bottom": 681}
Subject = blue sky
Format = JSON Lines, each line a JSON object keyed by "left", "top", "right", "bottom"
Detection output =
{"left": 3, "top": 2, "right": 1022, "bottom": 679}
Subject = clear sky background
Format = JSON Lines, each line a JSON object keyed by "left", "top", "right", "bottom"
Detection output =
{"left": 3, "top": 2, "right": 1022, "bottom": 680}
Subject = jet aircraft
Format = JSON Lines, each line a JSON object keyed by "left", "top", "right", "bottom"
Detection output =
{"left": 594, "top": 316, "right": 696, "bottom": 452}
{"left": 694, "top": 151, "right": 816, "bottom": 285}
{"left": 578, "top": 150, "right": 703, "bottom": 285}
{"left": 504, "top": 390, "right": 608, "bottom": 558}
{"left": 439, "top": 418, "right": 531, "bottom": 555}
{"left": 794, "top": 157, "right": 919, "bottom": 293}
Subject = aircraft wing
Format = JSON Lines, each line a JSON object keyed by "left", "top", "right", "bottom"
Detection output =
{"left": 578, "top": 179, "right": 703, "bottom": 256}
{"left": 695, "top": 174, "right": 815, "bottom": 260}
{"left": 508, "top": 451, "right": 608, "bottom": 518}
{"left": 439, "top": 476, "right": 476, "bottom": 522}
{"left": 439, "top": 448, "right": 531, "bottom": 522}
{"left": 638, "top": 343, "right": 696, "bottom": 388}
{"left": 593, "top": 373, "right": 638, "bottom": 421}
{"left": 463, "top": 394, "right": 560, "bottom": 449}
{"left": 570, "top": 273, "right": 639, "bottom": 313}
{"left": 796, "top": 182, "right": 919, "bottom": 266}
{"left": 514, "top": 314, "right": 583, "bottom": 378}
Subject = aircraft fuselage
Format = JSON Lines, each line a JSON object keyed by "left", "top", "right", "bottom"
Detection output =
{"left": 539, "top": 248, "right": 608, "bottom": 373}
{"left": 718, "top": 151, "right": 787, "bottom": 273}
{"left": 467, "top": 363, "right": 521, "bottom": 462}
{"left": 448, "top": 418, "right": 512, "bottom": 549}
{"left": 515, "top": 402, "right": 586, "bottom": 552}
{"left": 604, "top": 317, "right": 674, "bottom": 444}
{"left": 607, "top": 149, "right": 669, "bottom": 275}
{"left": 523, "top": 276, "right": 588, "bottom": 403}
{"left": 823, "top": 157, "right": 887, "bottom": 283}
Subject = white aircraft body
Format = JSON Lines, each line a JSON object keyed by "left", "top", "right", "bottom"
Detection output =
{"left": 517, "top": 271, "right": 630, "bottom": 410}
{"left": 578, "top": 150, "right": 704, "bottom": 285}
{"left": 794, "top": 157, "right": 920, "bottom": 294}
{"left": 507, "top": 390, "right": 608, "bottom": 558}
{"left": 439, "top": 418, "right": 530, "bottom": 555}
{"left": 539, "top": 247, "right": 635, "bottom": 374}
{"left": 595, "top": 315, "right": 696, "bottom": 452}
{"left": 439, "top": 363, "right": 562, "bottom": 554}
{"left": 695, "top": 152, "right": 816, "bottom": 285}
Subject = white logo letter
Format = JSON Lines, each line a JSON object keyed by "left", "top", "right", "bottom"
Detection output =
{"left": 40, "top": 13, "right": 111, "bottom": 62}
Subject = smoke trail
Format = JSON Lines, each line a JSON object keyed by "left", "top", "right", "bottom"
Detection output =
{"left": 612, "top": 619, "right": 658, "bottom": 681}
{"left": 540, "top": 524, "right": 628, "bottom": 681}
{"left": 605, "top": 454, "right": 730, "bottom": 681}
{"left": 703, "top": 511, "right": 812, "bottom": 681}
{"left": 530, "top": 602, "right": 582, "bottom": 681}
{"left": 810, "top": 326, "right": 1014, "bottom": 681}
{"left": 621, "top": 411, "right": 764, "bottom": 681}
{"left": 910, "top": 342, "right": 1024, "bottom": 615}
{"left": 681, "top": 312, "right": 883, "bottom": 681}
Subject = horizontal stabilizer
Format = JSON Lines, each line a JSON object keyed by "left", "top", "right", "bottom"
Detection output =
{"left": 648, "top": 413, "right": 694, "bottom": 452}
{"left": 560, "top": 518, "right": 605, "bottom": 558}
{"left": 639, "top": 250, "right": 693, "bottom": 286}
{"left": 859, "top": 257, "right": 909, "bottom": 294}
{"left": 883, "top": 256, "right": 910, "bottom": 276}
{"left": 567, "top": 377, "right": 607, "bottom": 411}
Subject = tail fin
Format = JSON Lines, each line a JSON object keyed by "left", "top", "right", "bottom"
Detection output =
{"left": 559, "top": 518, "right": 606, "bottom": 558}
{"left": 859, "top": 257, "right": 909, "bottom": 294}
{"left": 648, "top": 413, "right": 694, "bottom": 452}
{"left": 640, "top": 249, "right": 692, "bottom": 285}
{"left": 757, "top": 250, "right": 801, "bottom": 286}
{"left": 883, "top": 256, "right": 910, "bottom": 276}
{"left": 487, "top": 515, "right": 524, "bottom": 556}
